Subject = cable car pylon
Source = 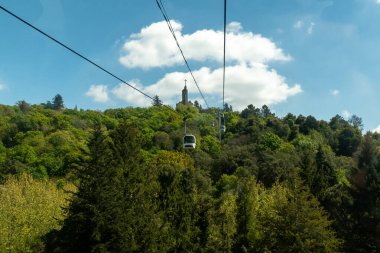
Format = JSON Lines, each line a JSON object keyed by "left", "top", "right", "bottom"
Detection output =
{"left": 219, "top": 0, "right": 228, "bottom": 142}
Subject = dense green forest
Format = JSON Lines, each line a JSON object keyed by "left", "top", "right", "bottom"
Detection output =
{"left": 0, "top": 96, "right": 379, "bottom": 252}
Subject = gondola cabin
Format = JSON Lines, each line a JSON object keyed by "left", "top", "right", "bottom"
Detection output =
{"left": 219, "top": 113, "right": 226, "bottom": 133}
{"left": 183, "top": 134, "right": 196, "bottom": 149}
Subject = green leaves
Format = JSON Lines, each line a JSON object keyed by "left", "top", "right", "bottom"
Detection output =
{"left": 0, "top": 174, "right": 73, "bottom": 252}
{"left": 0, "top": 100, "right": 379, "bottom": 252}
{"left": 235, "top": 177, "right": 341, "bottom": 253}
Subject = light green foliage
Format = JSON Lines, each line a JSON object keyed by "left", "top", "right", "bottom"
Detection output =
{"left": 48, "top": 131, "right": 75, "bottom": 152}
{"left": 336, "top": 167, "right": 351, "bottom": 187}
{"left": 176, "top": 103, "right": 199, "bottom": 116}
{"left": 278, "top": 142, "right": 296, "bottom": 154}
{"left": 152, "top": 150, "right": 193, "bottom": 170}
{"left": 258, "top": 132, "right": 283, "bottom": 151}
{"left": 309, "top": 129, "right": 327, "bottom": 145}
{"left": 237, "top": 178, "right": 341, "bottom": 252}
{"left": 153, "top": 131, "right": 172, "bottom": 150}
{"left": 292, "top": 134, "right": 318, "bottom": 153}
{"left": 207, "top": 192, "right": 238, "bottom": 252}
{"left": 21, "top": 131, "right": 46, "bottom": 153}
{"left": 8, "top": 144, "right": 37, "bottom": 164}
{"left": 0, "top": 174, "right": 73, "bottom": 252}
{"left": 216, "top": 174, "right": 239, "bottom": 194}
{"left": 193, "top": 113, "right": 218, "bottom": 136}
{"left": 29, "top": 112, "right": 51, "bottom": 133}
{"left": 226, "top": 111, "right": 239, "bottom": 129}
{"left": 200, "top": 135, "right": 221, "bottom": 155}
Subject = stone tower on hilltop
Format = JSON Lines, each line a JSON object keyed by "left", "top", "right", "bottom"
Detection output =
{"left": 182, "top": 80, "right": 189, "bottom": 105}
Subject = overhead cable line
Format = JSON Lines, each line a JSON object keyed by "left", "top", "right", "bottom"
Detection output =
{"left": 0, "top": 5, "right": 178, "bottom": 113}
{"left": 222, "top": 0, "right": 227, "bottom": 111}
{"left": 158, "top": 0, "right": 175, "bottom": 34}
{"left": 155, "top": 0, "right": 209, "bottom": 109}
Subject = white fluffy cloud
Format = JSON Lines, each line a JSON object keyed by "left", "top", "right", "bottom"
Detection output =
{"left": 330, "top": 89, "right": 339, "bottom": 96}
{"left": 85, "top": 85, "right": 109, "bottom": 103}
{"left": 119, "top": 21, "right": 290, "bottom": 69}
{"left": 108, "top": 64, "right": 301, "bottom": 110}
{"left": 373, "top": 125, "right": 380, "bottom": 133}
{"left": 111, "top": 81, "right": 151, "bottom": 107}
{"left": 89, "top": 20, "right": 302, "bottom": 109}
{"left": 227, "top": 22, "right": 243, "bottom": 33}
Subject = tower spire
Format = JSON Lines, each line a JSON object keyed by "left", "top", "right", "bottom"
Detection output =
{"left": 182, "top": 79, "right": 188, "bottom": 105}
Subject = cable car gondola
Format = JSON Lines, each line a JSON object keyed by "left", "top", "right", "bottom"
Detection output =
{"left": 183, "top": 134, "right": 196, "bottom": 149}
{"left": 219, "top": 113, "right": 226, "bottom": 133}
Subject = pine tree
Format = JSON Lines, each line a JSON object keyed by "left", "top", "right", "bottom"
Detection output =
{"left": 312, "top": 145, "right": 338, "bottom": 199}
{"left": 194, "top": 100, "right": 201, "bottom": 110}
{"left": 45, "top": 124, "right": 126, "bottom": 252}
{"left": 349, "top": 133, "right": 379, "bottom": 252}
{"left": 153, "top": 151, "right": 211, "bottom": 252}
{"left": 52, "top": 94, "right": 65, "bottom": 110}
{"left": 152, "top": 95, "right": 162, "bottom": 106}
{"left": 109, "top": 121, "right": 165, "bottom": 252}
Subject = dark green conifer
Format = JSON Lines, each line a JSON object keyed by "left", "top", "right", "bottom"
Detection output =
{"left": 45, "top": 124, "right": 126, "bottom": 252}
{"left": 349, "top": 133, "right": 379, "bottom": 252}
{"left": 152, "top": 95, "right": 162, "bottom": 106}
{"left": 52, "top": 94, "right": 65, "bottom": 110}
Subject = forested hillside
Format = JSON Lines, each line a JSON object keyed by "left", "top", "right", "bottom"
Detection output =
{"left": 0, "top": 98, "right": 379, "bottom": 252}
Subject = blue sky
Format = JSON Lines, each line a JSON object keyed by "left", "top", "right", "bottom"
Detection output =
{"left": 1, "top": 0, "right": 380, "bottom": 132}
